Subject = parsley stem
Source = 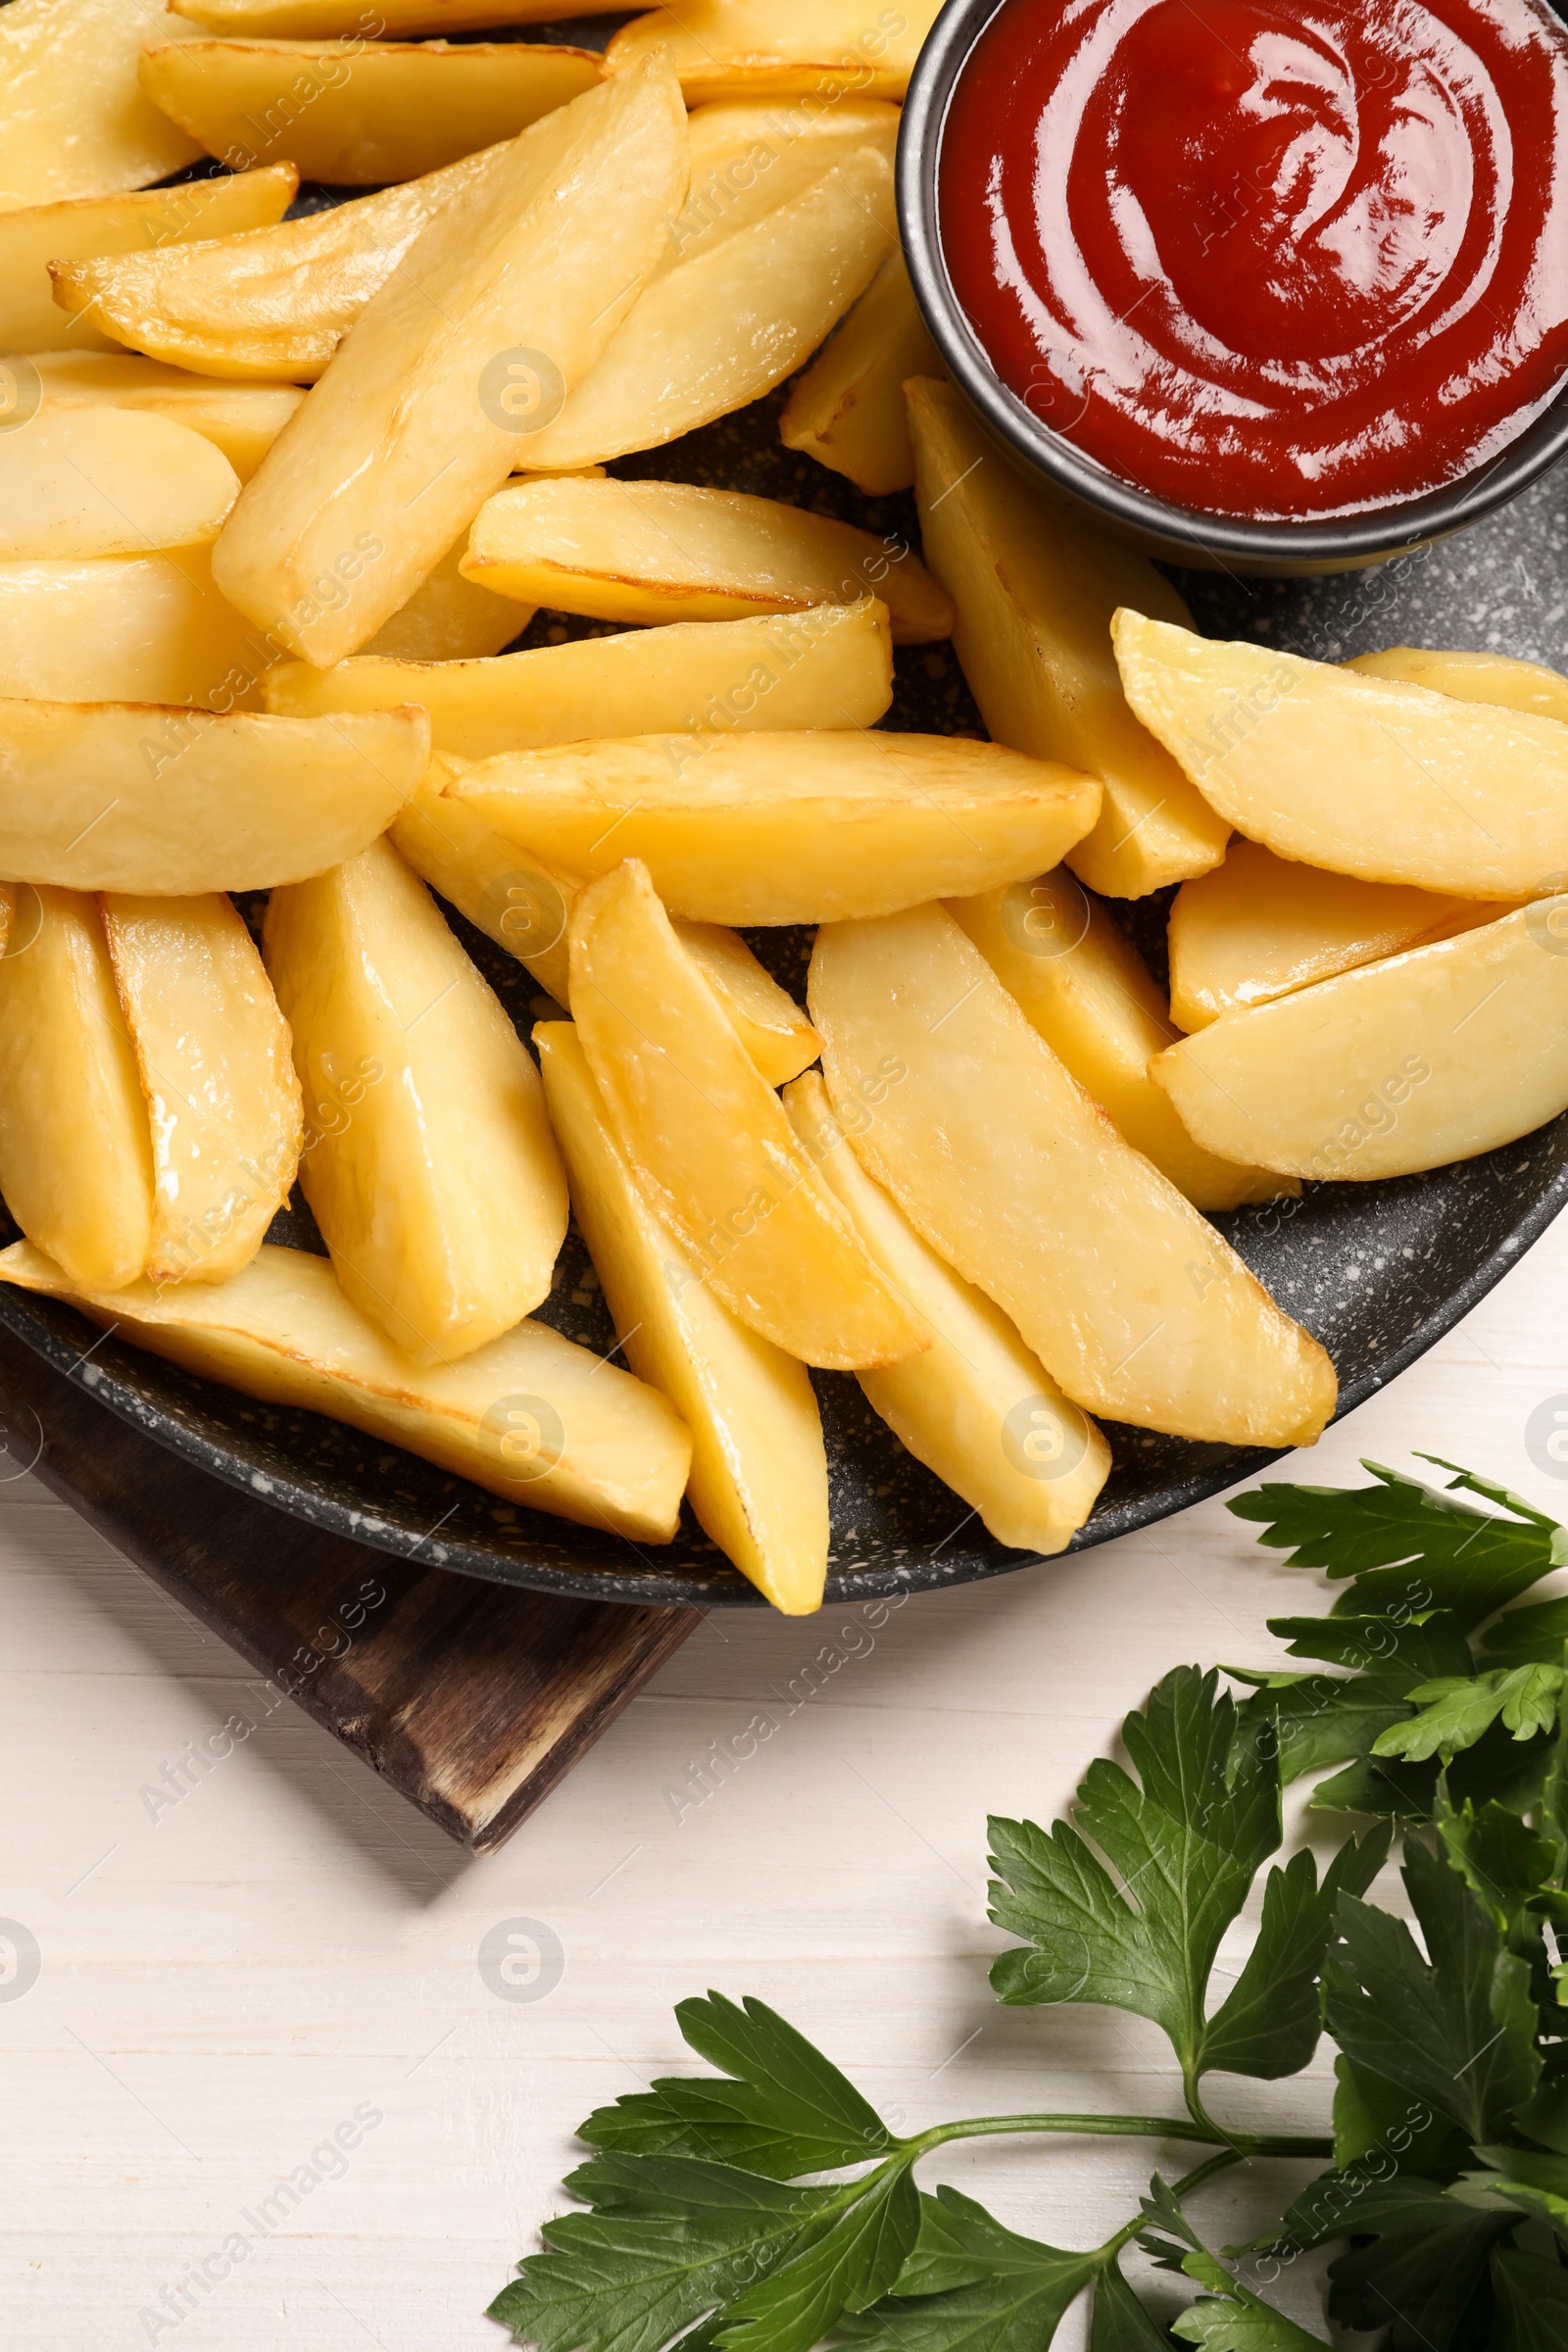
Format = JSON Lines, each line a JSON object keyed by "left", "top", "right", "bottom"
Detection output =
{"left": 1099, "top": 2149, "right": 1242, "bottom": 2260}
{"left": 902, "top": 2113, "right": 1333, "bottom": 2159}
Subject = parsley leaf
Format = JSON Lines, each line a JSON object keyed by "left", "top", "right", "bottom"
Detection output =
{"left": 1313, "top": 2179, "right": 1516, "bottom": 2352}
{"left": 718, "top": 2166, "right": 920, "bottom": 2352}
{"left": 839, "top": 2187, "right": 1101, "bottom": 2352}
{"left": 1233, "top": 1670, "right": 1416, "bottom": 1787}
{"left": 1323, "top": 1840, "right": 1541, "bottom": 2142}
{"left": 1264, "top": 1613, "right": 1474, "bottom": 1680}
{"left": 1227, "top": 1459, "right": 1563, "bottom": 1629}
{"left": 489, "top": 2155, "right": 920, "bottom": 2352}
{"left": 1371, "top": 1667, "right": 1564, "bottom": 1765}
{"left": 1481, "top": 1599, "right": 1568, "bottom": 1668}
{"left": 1137, "top": 2179, "right": 1329, "bottom": 2350}
{"left": 1327, "top": 2053, "right": 1472, "bottom": 2180}
{"left": 1198, "top": 1828, "right": 1390, "bottom": 2082}
{"left": 1491, "top": 2247, "right": 1568, "bottom": 2350}
{"left": 579, "top": 1995, "right": 894, "bottom": 2180}
{"left": 1454, "top": 2143, "right": 1568, "bottom": 2250}
{"left": 1087, "top": 2262, "right": 1174, "bottom": 2351}
{"left": 988, "top": 1668, "right": 1279, "bottom": 2085}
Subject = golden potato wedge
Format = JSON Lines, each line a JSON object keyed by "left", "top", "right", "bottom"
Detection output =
{"left": 51, "top": 144, "right": 506, "bottom": 381}
{"left": 452, "top": 730, "right": 1102, "bottom": 925}
{"left": 463, "top": 477, "right": 954, "bottom": 643}
{"left": 266, "top": 600, "right": 894, "bottom": 759}
{"left": 675, "top": 925, "right": 820, "bottom": 1089}
{"left": 212, "top": 67, "right": 687, "bottom": 667}
{"left": 30, "top": 354, "right": 305, "bottom": 482}
{"left": 569, "top": 860, "right": 926, "bottom": 1371}
{"left": 539, "top": 1023, "right": 828, "bottom": 1613}
{"left": 0, "top": 1237, "right": 692, "bottom": 1539}
{"left": 101, "top": 892, "right": 302, "bottom": 1286}
{"left": 390, "top": 753, "right": 577, "bottom": 1005}
{"left": 808, "top": 905, "right": 1337, "bottom": 1447}
{"left": 947, "top": 874, "right": 1291, "bottom": 1212}
{"left": 1345, "top": 647, "right": 1568, "bottom": 724}
{"left": 0, "top": 550, "right": 267, "bottom": 707}
{"left": 1115, "top": 612, "right": 1568, "bottom": 901}
{"left": 0, "top": 0, "right": 206, "bottom": 212}
{"left": 785, "top": 1071, "right": 1109, "bottom": 1554}
{"left": 906, "top": 379, "right": 1229, "bottom": 899}
{"left": 780, "top": 254, "right": 946, "bottom": 496}
{"left": 1151, "top": 905, "right": 1568, "bottom": 1181}
{"left": 520, "top": 147, "right": 895, "bottom": 471}
{"left": 265, "top": 837, "right": 567, "bottom": 1363}
{"left": 0, "top": 165, "right": 296, "bottom": 350}
{"left": 605, "top": 1, "right": 942, "bottom": 102}
{"left": 0, "top": 885, "right": 14, "bottom": 960}
{"left": 0, "top": 887, "right": 154, "bottom": 1292}
{"left": 0, "top": 407, "right": 239, "bottom": 558}
{"left": 137, "top": 38, "right": 601, "bottom": 183}
{"left": 361, "top": 538, "right": 530, "bottom": 664}
{"left": 172, "top": 0, "right": 575, "bottom": 27}
{"left": 0, "top": 700, "right": 428, "bottom": 893}
{"left": 1167, "top": 840, "right": 1512, "bottom": 1032}
{"left": 659, "top": 96, "right": 900, "bottom": 283}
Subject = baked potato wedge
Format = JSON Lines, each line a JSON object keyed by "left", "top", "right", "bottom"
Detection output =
{"left": 0, "top": 0, "right": 205, "bottom": 210}
{"left": 780, "top": 254, "right": 946, "bottom": 497}
{"left": 50, "top": 144, "right": 506, "bottom": 381}
{"left": 0, "top": 164, "right": 296, "bottom": 349}
{"left": 102, "top": 891, "right": 302, "bottom": 1286}
{"left": 568, "top": 860, "right": 926, "bottom": 1371}
{"left": 0, "top": 887, "right": 154, "bottom": 1292}
{"left": 0, "top": 550, "right": 265, "bottom": 707}
{"left": 1114, "top": 612, "right": 1568, "bottom": 901}
{"left": 0, "top": 701, "right": 428, "bottom": 893}
{"left": 1345, "top": 646, "right": 1568, "bottom": 723}
{"left": 605, "top": 2, "right": 942, "bottom": 103}
{"left": 137, "top": 37, "right": 600, "bottom": 183}
{"left": 907, "top": 377, "right": 1229, "bottom": 898}
{"left": 266, "top": 600, "right": 893, "bottom": 759}
{"left": 666, "top": 98, "right": 900, "bottom": 282}
{"left": 1168, "top": 840, "right": 1511, "bottom": 1031}
{"left": 0, "top": 1238, "right": 691, "bottom": 1540}
{"left": 264, "top": 837, "right": 567, "bottom": 1364}
{"left": 451, "top": 730, "right": 1102, "bottom": 925}
{"left": 29, "top": 354, "right": 304, "bottom": 481}
{"left": 539, "top": 1023, "right": 829, "bottom": 1614}
{"left": 172, "top": 0, "right": 575, "bottom": 27}
{"left": 361, "top": 537, "right": 529, "bottom": 664}
{"left": 808, "top": 905, "right": 1337, "bottom": 1446}
{"left": 786, "top": 1071, "right": 1110, "bottom": 1554}
{"left": 0, "top": 407, "right": 238, "bottom": 558}
{"left": 212, "top": 65, "right": 687, "bottom": 665}
{"left": 463, "top": 476, "right": 953, "bottom": 642}
{"left": 1151, "top": 904, "right": 1568, "bottom": 1181}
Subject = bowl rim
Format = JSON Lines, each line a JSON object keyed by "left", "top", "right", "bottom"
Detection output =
{"left": 897, "top": 0, "right": 1568, "bottom": 569}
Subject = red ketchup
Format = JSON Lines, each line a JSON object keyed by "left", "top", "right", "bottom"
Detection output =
{"left": 938, "top": 0, "right": 1568, "bottom": 517}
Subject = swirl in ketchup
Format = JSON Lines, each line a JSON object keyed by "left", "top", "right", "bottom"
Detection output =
{"left": 939, "top": 0, "right": 1568, "bottom": 516}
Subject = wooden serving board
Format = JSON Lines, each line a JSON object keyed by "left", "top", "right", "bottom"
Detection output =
{"left": 0, "top": 1316, "right": 698, "bottom": 1850}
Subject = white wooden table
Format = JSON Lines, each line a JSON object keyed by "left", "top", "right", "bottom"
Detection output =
{"left": 5, "top": 1213, "right": 1567, "bottom": 2351}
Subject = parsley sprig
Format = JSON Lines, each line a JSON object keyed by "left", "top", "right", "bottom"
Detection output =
{"left": 490, "top": 1459, "right": 1568, "bottom": 2350}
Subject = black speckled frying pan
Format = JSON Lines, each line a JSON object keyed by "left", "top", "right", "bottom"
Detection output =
{"left": 5, "top": 19, "right": 1563, "bottom": 1605}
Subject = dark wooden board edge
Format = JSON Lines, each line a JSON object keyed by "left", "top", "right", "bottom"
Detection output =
{"left": 0, "top": 1319, "right": 700, "bottom": 1851}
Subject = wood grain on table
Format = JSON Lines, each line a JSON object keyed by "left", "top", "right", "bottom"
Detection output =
{"left": 4, "top": 1213, "right": 1567, "bottom": 2350}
